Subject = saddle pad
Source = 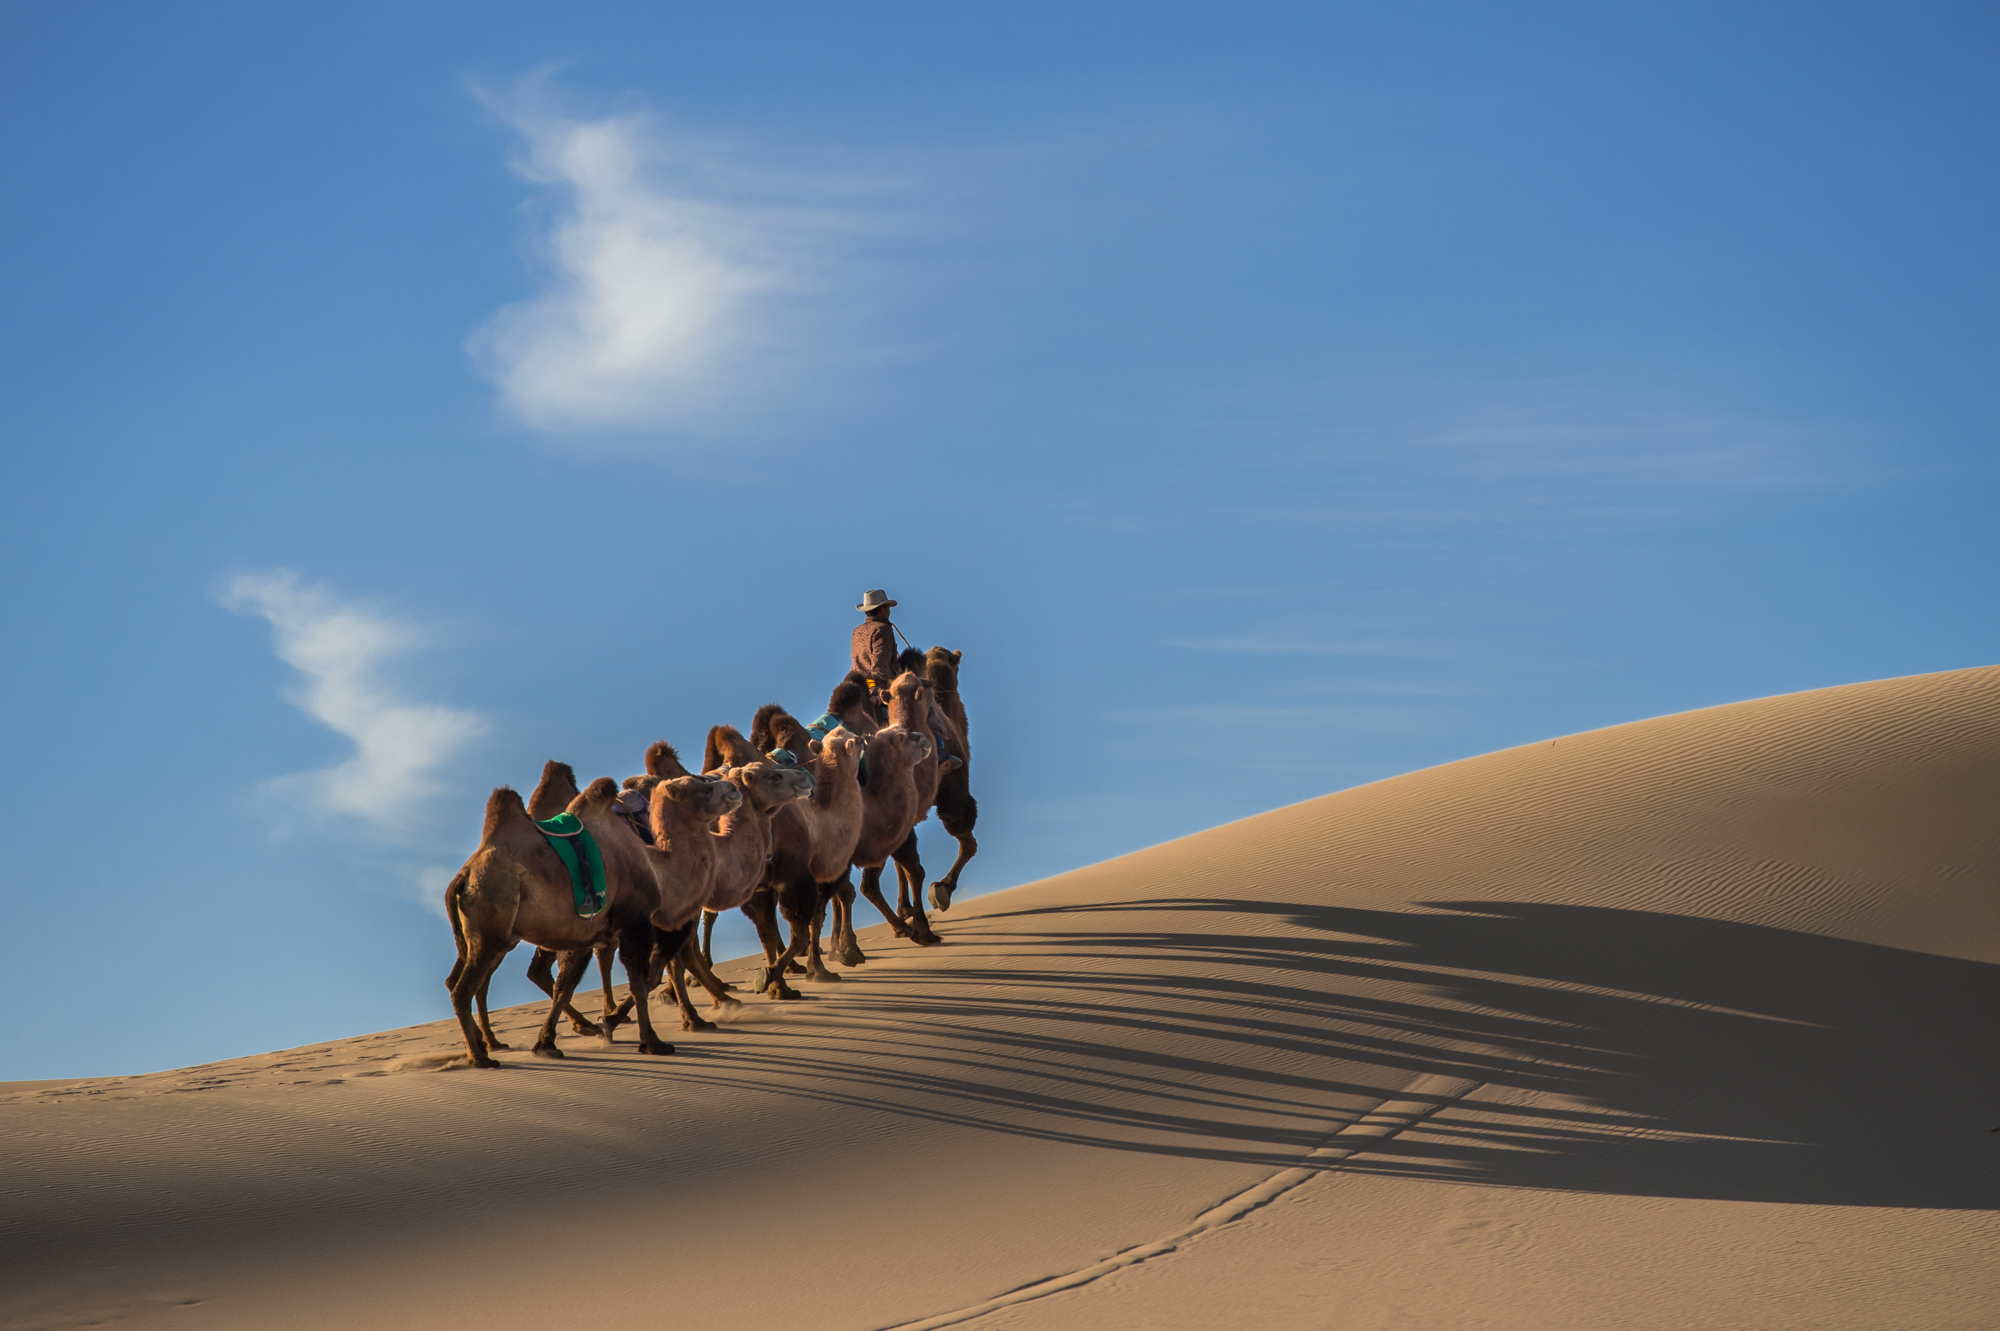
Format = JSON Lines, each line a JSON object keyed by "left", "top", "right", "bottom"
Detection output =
{"left": 534, "top": 813, "right": 607, "bottom": 917}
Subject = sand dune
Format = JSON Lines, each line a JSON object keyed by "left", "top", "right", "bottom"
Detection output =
{"left": 4, "top": 667, "right": 1996, "bottom": 1330}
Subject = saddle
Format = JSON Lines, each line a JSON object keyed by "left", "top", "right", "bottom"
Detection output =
{"left": 612, "top": 787, "right": 655, "bottom": 847}
{"left": 534, "top": 813, "right": 607, "bottom": 917}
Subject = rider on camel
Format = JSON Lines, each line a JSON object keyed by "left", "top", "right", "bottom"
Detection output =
{"left": 848, "top": 589, "right": 961, "bottom": 771}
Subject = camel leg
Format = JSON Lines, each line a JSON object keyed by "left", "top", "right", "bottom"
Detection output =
{"left": 474, "top": 971, "right": 509, "bottom": 1050}
{"left": 784, "top": 875, "right": 840, "bottom": 979}
{"left": 594, "top": 944, "right": 619, "bottom": 1029}
{"left": 616, "top": 922, "right": 674, "bottom": 1057}
{"left": 855, "top": 864, "right": 917, "bottom": 939}
{"left": 756, "top": 934, "right": 806, "bottom": 1001}
{"left": 931, "top": 829, "right": 977, "bottom": 912}
{"left": 526, "top": 945, "right": 603, "bottom": 1037}
{"left": 744, "top": 888, "right": 787, "bottom": 967}
{"left": 894, "top": 860, "right": 914, "bottom": 920}
{"left": 531, "top": 947, "right": 592, "bottom": 1058}
{"left": 669, "top": 935, "right": 725, "bottom": 1031}
{"left": 891, "top": 833, "right": 942, "bottom": 946}
{"left": 832, "top": 878, "right": 866, "bottom": 966}
{"left": 606, "top": 922, "right": 695, "bottom": 1036}
{"left": 701, "top": 908, "right": 737, "bottom": 990}
{"left": 680, "top": 939, "right": 743, "bottom": 1016}
{"left": 449, "top": 936, "right": 511, "bottom": 1069}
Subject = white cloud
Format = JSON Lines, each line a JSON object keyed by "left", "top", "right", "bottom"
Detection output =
{"left": 467, "top": 78, "right": 868, "bottom": 432}
{"left": 221, "top": 572, "right": 488, "bottom": 837}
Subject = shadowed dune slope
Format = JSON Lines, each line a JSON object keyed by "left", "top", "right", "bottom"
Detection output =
{"left": 4, "top": 666, "right": 1996, "bottom": 1330}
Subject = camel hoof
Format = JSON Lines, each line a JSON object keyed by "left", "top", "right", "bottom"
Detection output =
{"left": 532, "top": 1044, "right": 565, "bottom": 1060}
{"left": 641, "top": 1039, "right": 676, "bottom": 1056}
{"left": 767, "top": 984, "right": 803, "bottom": 1002}
{"left": 568, "top": 1019, "right": 603, "bottom": 1037}
{"left": 838, "top": 941, "right": 867, "bottom": 967}
{"left": 808, "top": 966, "right": 840, "bottom": 983}
{"left": 483, "top": 1037, "right": 512, "bottom": 1051}
{"left": 682, "top": 1016, "right": 718, "bottom": 1033}
{"left": 929, "top": 881, "right": 954, "bottom": 912}
{"left": 784, "top": 960, "right": 807, "bottom": 975}
{"left": 912, "top": 925, "right": 943, "bottom": 947}
{"left": 712, "top": 979, "right": 738, "bottom": 993}
{"left": 472, "top": 1056, "right": 501, "bottom": 1070}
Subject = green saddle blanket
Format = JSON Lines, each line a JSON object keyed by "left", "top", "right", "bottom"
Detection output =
{"left": 534, "top": 813, "right": 607, "bottom": 917}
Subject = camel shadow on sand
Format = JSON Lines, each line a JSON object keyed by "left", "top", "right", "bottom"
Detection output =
{"left": 712, "top": 894, "right": 2000, "bottom": 1212}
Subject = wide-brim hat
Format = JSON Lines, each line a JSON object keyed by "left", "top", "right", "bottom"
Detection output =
{"left": 857, "top": 589, "right": 897, "bottom": 612}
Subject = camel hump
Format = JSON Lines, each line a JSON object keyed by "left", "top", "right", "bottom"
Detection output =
{"left": 750, "top": 703, "right": 792, "bottom": 754}
{"left": 706, "top": 724, "right": 759, "bottom": 773}
{"left": 645, "top": 740, "right": 689, "bottom": 779}
{"left": 480, "top": 786, "right": 529, "bottom": 845}
{"left": 578, "top": 776, "right": 620, "bottom": 803}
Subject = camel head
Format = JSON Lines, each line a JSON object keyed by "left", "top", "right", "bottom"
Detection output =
{"left": 649, "top": 773, "right": 742, "bottom": 838}
{"left": 886, "top": 670, "right": 934, "bottom": 731}
{"left": 719, "top": 760, "right": 815, "bottom": 813}
{"left": 863, "top": 726, "right": 932, "bottom": 786}
{"left": 817, "top": 727, "right": 864, "bottom": 780}
{"left": 924, "top": 646, "right": 962, "bottom": 694}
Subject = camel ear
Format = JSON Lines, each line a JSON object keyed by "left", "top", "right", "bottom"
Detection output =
{"left": 807, "top": 738, "right": 823, "bottom": 755}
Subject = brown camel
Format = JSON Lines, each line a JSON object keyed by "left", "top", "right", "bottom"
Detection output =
{"left": 873, "top": 668, "right": 956, "bottom": 942}
{"left": 735, "top": 705, "right": 868, "bottom": 984}
{"left": 833, "top": 683, "right": 938, "bottom": 949}
{"left": 467, "top": 760, "right": 612, "bottom": 1052}
{"left": 444, "top": 772, "right": 738, "bottom": 1067}
{"left": 671, "top": 724, "right": 815, "bottom": 1005}
{"left": 599, "top": 739, "right": 752, "bottom": 1033}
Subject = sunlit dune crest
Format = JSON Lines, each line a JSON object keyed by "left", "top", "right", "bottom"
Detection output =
{"left": 4, "top": 666, "right": 1996, "bottom": 1330}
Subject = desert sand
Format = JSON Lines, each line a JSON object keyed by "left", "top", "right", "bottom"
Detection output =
{"left": 4, "top": 666, "right": 1996, "bottom": 1330}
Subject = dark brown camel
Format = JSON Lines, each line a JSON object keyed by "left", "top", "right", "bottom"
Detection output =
{"left": 444, "top": 773, "right": 738, "bottom": 1067}
{"left": 882, "top": 647, "right": 979, "bottom": 916}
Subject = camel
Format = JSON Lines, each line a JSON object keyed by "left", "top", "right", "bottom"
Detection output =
{"left": 731, "top": 705, "right": 868, "bottom": 985}
{"left": 868, "top": 668, "right": 954, "bottom": 944}
{"left": 826, "top": 680, "right": 939, "bottom": 950}
{"left": 898, "top": 646, "right": 978, "bottom": 913}
{"left": 465, "top": 760, "right": 613, "bottom": 1053}
{"left": 673, "top": 724, "right": 816, "bottom": 1005}
{"left": 444, "top": 771, "right": 739, "bottom": 1067}
{"left": 597, "top": 739, "right": 760, "bottom": 1033}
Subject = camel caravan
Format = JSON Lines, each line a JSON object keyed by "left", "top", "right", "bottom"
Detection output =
{"left": 442, "top": 591, "right": 978, "bottom": 1068}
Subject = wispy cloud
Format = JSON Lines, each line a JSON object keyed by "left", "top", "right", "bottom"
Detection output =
{"left": 468, "top": 75, "right": 884, "bottom": 433}
{"left": 221, "top": 572, "right": 488, "bottom": 839}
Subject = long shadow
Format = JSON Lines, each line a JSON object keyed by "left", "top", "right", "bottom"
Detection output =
{"left": 905, "top": 895, "right": 2000, "bottom": 1210}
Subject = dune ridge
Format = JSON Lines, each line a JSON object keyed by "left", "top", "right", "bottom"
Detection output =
{"left": 3, "top": 666, "right": 1996, "bottom": 1330}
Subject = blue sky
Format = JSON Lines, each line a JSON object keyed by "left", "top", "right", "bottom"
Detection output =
{"left": 2, "top": 2, "right": 1993, "bottom": 1079}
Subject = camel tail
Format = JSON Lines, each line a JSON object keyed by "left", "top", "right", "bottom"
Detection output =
{"left": 750, "top": 703, "right": 792, "bottom": 754}
{"left": 645, "top": 740, "right": 690, "bottom": 779}
{"left": 443, "top": 863, "right": 472, "bottom": 985}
